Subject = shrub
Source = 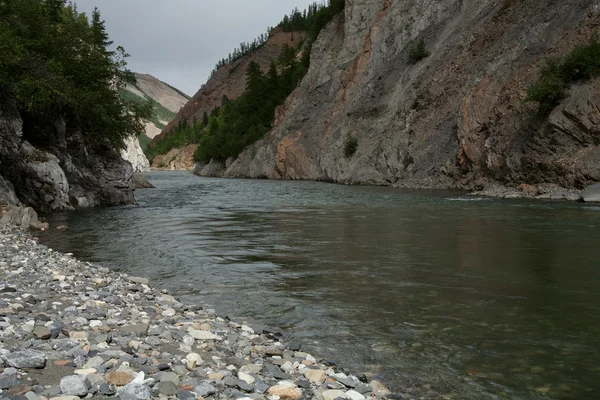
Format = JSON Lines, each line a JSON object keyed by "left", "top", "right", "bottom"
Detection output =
{"left": 408, "top": 39, "right": 429, "bottom": 64}
{"left": 525, "top": 37, "right": 600, "bottom": 113}
{"left": 344, "top": 135, "right": 358, "bottom": 158}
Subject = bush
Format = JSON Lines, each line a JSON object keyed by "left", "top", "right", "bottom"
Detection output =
{"left": 408, "top": 39, "right": 429, "bottom": 64}
{"left": 525, "top": 37, "right": 600, "bottom": 113}
{"left": 344, "top": 135, "right": 358, "bottom": 158}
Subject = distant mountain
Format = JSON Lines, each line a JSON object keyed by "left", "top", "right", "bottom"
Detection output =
{"left": 122, "top": 73, "right": 190, "bottom": 146}
{"left": 119, "top": 74, "right": 190, "bottom": 171}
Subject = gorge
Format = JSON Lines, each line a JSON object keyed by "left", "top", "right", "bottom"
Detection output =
{"left": 2, "top": 1, "right": 600, "bottom": 399}
{"left": 151, "top": 0, "right": 600, "bottom": 200}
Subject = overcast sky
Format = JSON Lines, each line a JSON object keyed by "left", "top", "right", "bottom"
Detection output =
{"left": 73, "top": 0, "right": 318, "bottom": 96}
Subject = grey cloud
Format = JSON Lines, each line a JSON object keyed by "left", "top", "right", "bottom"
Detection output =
{"left": 74, "top": 0, "right": 320, "bottom": 96}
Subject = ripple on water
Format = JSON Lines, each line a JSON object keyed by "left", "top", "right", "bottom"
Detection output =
{"left": 37, "top": 172, "right": 600, "bottom": 399}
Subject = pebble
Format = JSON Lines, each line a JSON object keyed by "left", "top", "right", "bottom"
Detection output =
{"left": 267, "top": 385, "right": 303, "bottom": 400}
{"left": 323, "top": 389, "right": 350, "bottom": 400}
{"left": 305, "top": 369, "right": 327, "bottom": 384}
{"left": 59, "top": 375, "right": 90, "bottom": 397}
{"left": 105, "top": 371, "right": 132, "bottom": 386}
{"left": 119, "top": 383, "right": 151, "bottom": 400}
{"left": 0, "top": 223, "right": 394, "bottom": 400}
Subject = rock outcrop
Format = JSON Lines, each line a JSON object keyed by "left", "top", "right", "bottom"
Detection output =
{"left": 193, "top": 0, "right": 600, "bottom": 195}
{"left": 0, "top": 206, "right": 48, "bottom": 230}
{"left": 121, "top": 136, "right": 150, "bottom": 173}
{"left": 0, "top": 102, "right": 135, "bottom": 213}
{"left": 152, "top": 144, "right": 198, "bottom": 171}
{"left": 132, "top": 173, "right": 155, "bottom": 189}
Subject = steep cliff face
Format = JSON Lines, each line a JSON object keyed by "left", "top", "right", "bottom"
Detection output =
{"left": 0, "top": 103, "right": 135, "bottom": 213}
{"left": 214, "top": 0, "right": 600, "bottom": 194}
{"left": 155, "top": 28, "right": 305, "bottom": 143}
{"left": 121, "top": 136, "right": 150, "bottom": 172}
{"left": 152, "top": 144, "right": 198, "bottom": 171}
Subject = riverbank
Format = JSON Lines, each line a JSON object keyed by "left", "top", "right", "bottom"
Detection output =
{"left": 0, "top": 223, "right": 392, "bottom": 400}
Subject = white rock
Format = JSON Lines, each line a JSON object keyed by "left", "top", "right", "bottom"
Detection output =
{"left": 187, "top": 328, "right": 221, "bottom": 341}
{"left": 238, "top": 371, "right": 255, "bottom": 385}
{"left": 163, "top": 307, "right": 176, "bottom": 317}
{"left": 322, "top": 389, "right": 349, "bottom": 400}
{"left": 74, "top": 368, "right": 97, "bottom": 376}
{"left": 345, "top": 390, "right": 366, "bottom": 400}
{"left": 130, "top": 371, "right": 145, "bottom": 384}
{"left": 185, "top": 353, "right": 203, "bottom": 365}
{"left": 120, "top": 136, "right": 150, "bottom": 172}
{"left": 281, "top": 361, "right": 294, "bottom": 374}
{"left": 276, "top": 380, "right": 297, "bottom": 388}
{"left": 89, "top": 320, "right": 102, "bottom": 328}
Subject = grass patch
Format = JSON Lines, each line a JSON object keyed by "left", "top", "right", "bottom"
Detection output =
{"left": 525, "top": 36, "right": 600, "bottom": 113}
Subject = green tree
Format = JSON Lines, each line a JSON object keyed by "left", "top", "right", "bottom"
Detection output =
{"left": 0, "top": 0, "right": 149, "bottom": 150}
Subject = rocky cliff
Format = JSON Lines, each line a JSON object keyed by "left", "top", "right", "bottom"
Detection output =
{"left": 152, "top": 144, "right": 198, "bottom": 171}
{"left": 196, "top": 0, "right": 600, "bottom": 196}
{"left": 121, "top": 136, "right": 150, "bottom": 173}
{"left": 0, "top": 103, "right": 135, "bottom": 213}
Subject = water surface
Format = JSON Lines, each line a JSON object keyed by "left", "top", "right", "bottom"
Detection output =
{"left": 39, "top": 172, "right": 600, "bottom": 399}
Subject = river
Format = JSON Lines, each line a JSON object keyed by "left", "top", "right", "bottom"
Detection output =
{"left": 38, "top": 171, "right": 600, "bottom": 399}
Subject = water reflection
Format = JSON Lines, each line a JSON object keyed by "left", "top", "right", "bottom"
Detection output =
{"left": 38, "top": 172, "right": 600, "bottom": 399}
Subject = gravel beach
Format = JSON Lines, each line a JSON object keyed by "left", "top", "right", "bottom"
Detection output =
{"left": 0, "top": 223, "right": 393, "bottom": 400}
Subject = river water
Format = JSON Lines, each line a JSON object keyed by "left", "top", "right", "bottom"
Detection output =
{"left": 38, "top": 171, "right": 600, "bottom": 399}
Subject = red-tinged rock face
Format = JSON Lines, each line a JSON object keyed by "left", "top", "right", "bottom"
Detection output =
{"left": 218, "top": 0, "right": 600, "bottom": 193}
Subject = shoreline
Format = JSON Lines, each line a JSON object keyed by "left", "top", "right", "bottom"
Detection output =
{"left": 0, "top": 223, "right": 393, "bottom": 400}
{"left": 150, "top": 169, "right": 598, "bottom": 203}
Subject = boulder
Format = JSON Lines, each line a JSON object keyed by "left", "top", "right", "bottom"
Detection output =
{"left": 59, "top": 375, "right": 90, "bottom": 397}
{"left": 3, "top": 349, "right": 46, "bottom": 369}
{"left": 581, "top": 183, "right": 600, "bottom": 202}
{"left": 193, "top": 159, "right": 226, "bottom": 177}
{"left": 132, "top": 173, "right": 154, "bottom": 189}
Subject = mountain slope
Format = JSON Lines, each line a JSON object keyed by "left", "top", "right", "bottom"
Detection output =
{"left": 152, "top": 28, "right": 304, "bottom": 146}
{"left": 120, "top": 73, "right": 190, "bottom": 171}
{"left": 200, "top": 0, "right": 600, "bottom": 198}
{"left": 123, "top": 73, "right": 190, "bottom": 140}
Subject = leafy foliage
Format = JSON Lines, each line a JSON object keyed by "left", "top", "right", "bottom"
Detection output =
{"left": 137, "top": 133, "right": 152, "bottom": 152}
{"left": 193, "top": 52, "right": 308, "bottom": 163}
{"left": 145, "top": 119, "right": 205, "bottom": 163}
{"left": 344, "top": 135, "right": 358, "bottom": 158}
{"left": 0, "top": 0, "right": 150, "bottom": 150}
{"left": 525, "top": 37, "right": 600, "bottom": 113}
{"left": 408, "top": 39, "right": 429, "bottom": 64}
{"left": 208, "top": 1, "right": 345, "bottom": 81}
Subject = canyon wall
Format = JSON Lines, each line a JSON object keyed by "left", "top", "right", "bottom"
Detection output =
{"left": 203, "top": 0, "right": 600, "bottom": 195}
